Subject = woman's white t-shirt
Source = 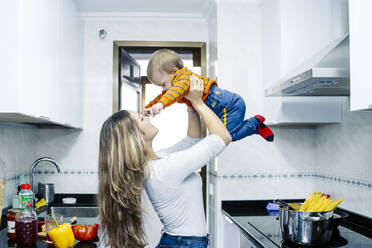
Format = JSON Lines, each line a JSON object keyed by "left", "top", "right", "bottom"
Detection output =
{"left": 144, "top": 135, "right": 226, "bottom": 237}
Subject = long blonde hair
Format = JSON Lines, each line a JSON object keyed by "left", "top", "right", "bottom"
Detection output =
{"left": 147, "top": 49, "right": 184, "bottom": 82}
{"left": 98, "top": 110, "right": 149, "bottom": 248}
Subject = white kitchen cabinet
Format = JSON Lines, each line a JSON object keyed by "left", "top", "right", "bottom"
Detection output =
{"left": 223, "top": 214, "right": 240, "bottom": 248}
{"left": 349, "top": 0, "right": 372, "bottom": 111}
{"left": 223, "top": 214, "right": 258, "bottom": 248}
{"left": 0, "top": 0, "right": 83, "bottom": 128}
{"left": 261, "top": 0, "right": 348, "bottom": 124}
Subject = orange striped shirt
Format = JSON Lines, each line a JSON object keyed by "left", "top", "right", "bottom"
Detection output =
{"left": 145, "top": 67, "right": 217, "bottom": 109}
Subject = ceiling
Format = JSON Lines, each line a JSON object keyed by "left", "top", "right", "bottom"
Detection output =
{"left": 74, "top": 0, "right": 214, "bottom": 17}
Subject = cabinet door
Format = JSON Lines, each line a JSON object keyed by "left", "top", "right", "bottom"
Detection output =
{"left": 0, "top": 0, "right": 21, "bottom": 112}
{"left": 19, "top": 0, "right": 59, "bottom": 118}
{"left": 349, "top": 0, "right": 372, "bottom": 111}
{"left": 0, "top": 0, "right": 82, "bottom": 127}
{"left": 53, "top": 0, "right": 83, "bottom": 127}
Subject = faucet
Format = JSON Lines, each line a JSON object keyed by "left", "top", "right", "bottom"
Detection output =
{"left": 30, "top": 157, "right": 61, "bottom": 192}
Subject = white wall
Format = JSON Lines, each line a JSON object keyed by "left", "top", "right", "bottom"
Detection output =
{"left": 315, "top": 97, "right": 372, "bottom": 217}
{"left": 81, "top": 16, "right": 208, "bottom": 248}
{"left": 212, "top": 2, "right": 317, "bottom": 247}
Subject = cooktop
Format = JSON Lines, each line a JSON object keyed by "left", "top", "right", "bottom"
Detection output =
{"left": 222, "top": 200, "right": 372, "bottom": 248}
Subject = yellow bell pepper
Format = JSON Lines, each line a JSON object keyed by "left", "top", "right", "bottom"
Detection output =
{"left": 48, "top": 214, "right": 75, "bottom": 248}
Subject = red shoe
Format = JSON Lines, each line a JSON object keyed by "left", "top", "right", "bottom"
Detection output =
{"left": 258, "top": 123, "right": 274, "bottom": 142}
{"left": 254, "top": 115, "right": 265, "bottom": 125}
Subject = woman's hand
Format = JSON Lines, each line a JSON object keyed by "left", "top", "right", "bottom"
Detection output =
{"left": 185, "top": 75, "right": 204, "bottom": 105}
{"left": 185, "top": 76, "right": 231, "bottom": 145}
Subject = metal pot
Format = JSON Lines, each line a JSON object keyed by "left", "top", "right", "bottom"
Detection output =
{"left": 279, "top": 204, "right": 347, "bottom": 246}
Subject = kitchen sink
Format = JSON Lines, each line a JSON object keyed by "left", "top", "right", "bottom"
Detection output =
{"left": 38, "top": 206, "right": 99, "bottom": 218}
{"left": 49, "top": 206, "right": 99, "bottom": 218}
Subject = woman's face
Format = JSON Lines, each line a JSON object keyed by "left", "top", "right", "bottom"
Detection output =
{"left": 129, "top": 110, "right": 158, "bottom": 142}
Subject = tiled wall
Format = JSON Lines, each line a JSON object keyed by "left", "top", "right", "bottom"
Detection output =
{"left": 0, "top": 123, "right": 40, "bottom": 208}
{"left": 315, "top": 97, "right": 372, "bottom": 217}
{"left": 0, "top": 123, "right": 91, "bottom": 208}
{"left": 210, "top": 1, "right": 371, "bottom": 247}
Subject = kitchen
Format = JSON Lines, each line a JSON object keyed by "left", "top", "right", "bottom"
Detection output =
{"left": 0, "top": 0, "right": 371, "bottom": 247}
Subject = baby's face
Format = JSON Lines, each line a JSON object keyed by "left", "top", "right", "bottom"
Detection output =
{"left": 150, "top": 69, "right": 174, "bottom": 91}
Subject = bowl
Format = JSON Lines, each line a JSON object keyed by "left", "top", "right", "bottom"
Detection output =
{"left": 62, "top": 197, "right": 77, "bottom": 204}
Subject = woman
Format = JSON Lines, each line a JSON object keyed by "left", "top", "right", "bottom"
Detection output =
{"left": 98, "top": 76, "right": 231, "bottom": 248}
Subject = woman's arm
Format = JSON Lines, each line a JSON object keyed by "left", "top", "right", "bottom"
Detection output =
{"left": 156, "top": 134, "right": 226, "bottom": 185}
{"left": 187, "top": 106, "right": 202, "bottom": 138}
{"left": 186, "top": 76, "right": 232, "bottom": 145}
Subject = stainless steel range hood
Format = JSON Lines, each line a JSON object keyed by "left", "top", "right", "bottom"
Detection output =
{"left": 265, "top": 34, "right": 350, "bottom": 96}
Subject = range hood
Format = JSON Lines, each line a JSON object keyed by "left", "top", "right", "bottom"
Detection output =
{"left": 265, "top": 34, "right": 350, "bottom": 96}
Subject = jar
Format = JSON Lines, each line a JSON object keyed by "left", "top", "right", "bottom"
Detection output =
{"left": 7, "top": 209, "right": 20, "bottom": 239}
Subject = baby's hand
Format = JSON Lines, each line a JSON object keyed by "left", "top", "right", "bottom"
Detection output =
{"left": 143, "top": 108, "right": 154, "bottom": 117}
{"left": 144, "top": 103, "right": 164, "bottom": 117}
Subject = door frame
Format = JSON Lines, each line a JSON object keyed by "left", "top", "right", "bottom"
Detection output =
{"left": 113, "top": 41, "right": 206, "bottom": 113}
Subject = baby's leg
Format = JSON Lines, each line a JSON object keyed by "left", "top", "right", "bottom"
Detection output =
{"left": 222, "top": 93, "right": 274, "bottom": 142}
{"left": 205, "top": 86, "right": 274, "bottom": 142}
{"left": 221, "top": 95, "right": 259, "bottom": 141}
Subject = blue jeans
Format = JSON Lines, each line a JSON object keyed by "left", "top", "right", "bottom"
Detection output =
{"left": 156, "top": 233, "right": 209, "bottom": 248}
{"left": 205, "top": 85, "right": 258, "bottom": 141}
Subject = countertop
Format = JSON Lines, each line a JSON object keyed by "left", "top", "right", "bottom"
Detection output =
{"left": 222, "top": 200, "right": 372, "bottom": 248}
{"left": 0, "top": 194, "right": 101, "bottom": 248}
{"left": 0, "top": 216, "right": 101, "bottom": 248}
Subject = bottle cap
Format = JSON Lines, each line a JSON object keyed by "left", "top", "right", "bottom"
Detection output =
{"left": 20, "top": 184, "right": 31, "bottom": 190}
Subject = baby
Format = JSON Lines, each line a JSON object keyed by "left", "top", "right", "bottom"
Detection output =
{"left": 144, "top": 49, "right": 274, "bottom": 142}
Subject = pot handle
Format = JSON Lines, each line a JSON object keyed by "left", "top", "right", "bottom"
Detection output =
{"left": 305, "top": 215, "right": 328, "bottom": 221}
{"left": 274, "top": 199, "right": 296, "bottom": 210}
{"left": 305, "top": 212, "right": 333, "bottom": 221}
{"left": 334, "top": 210, "right": 349, "bottom": 219}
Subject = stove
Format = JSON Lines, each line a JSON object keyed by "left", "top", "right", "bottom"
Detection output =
{"left": 222, "top": 200, "right": 372, "bottom": 248}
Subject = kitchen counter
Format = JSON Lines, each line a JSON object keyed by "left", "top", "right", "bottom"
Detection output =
{"left": 222, "top": 200, "right": 372, "bottom": 248}
{"left": 0, "top": 216, "right": 101, "bottom": 248}
{"left": 0, "top": 194, "right": 101, "bottom": 247}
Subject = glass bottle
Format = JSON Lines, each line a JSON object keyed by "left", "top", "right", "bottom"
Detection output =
{"left": 15, "top": 184, "right": 37, "bottom": 247}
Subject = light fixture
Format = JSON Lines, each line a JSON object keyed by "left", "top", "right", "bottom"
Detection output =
{"left": 99, "top": 29, "right": 107, "bottom": 39}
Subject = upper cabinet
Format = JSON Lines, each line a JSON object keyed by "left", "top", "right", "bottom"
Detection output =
{"left": 349, "top": 0, "right": 372, "bottom": 111}
{"left": 0, "top": 0, "right": 83, "bottom": 128}
{"left": 261, "top": 0, "right": 349, "bottom": 124}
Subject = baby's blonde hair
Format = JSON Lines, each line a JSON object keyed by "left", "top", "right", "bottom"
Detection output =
{"left": 147, "top": 49, "right": 184, "bottom": 82}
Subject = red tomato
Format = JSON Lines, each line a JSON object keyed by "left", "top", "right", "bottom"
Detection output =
{"left": 71, "top": 224, "right": 99, "bottom": 241}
